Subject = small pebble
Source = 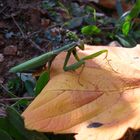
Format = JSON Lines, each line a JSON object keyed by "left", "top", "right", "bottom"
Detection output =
{"left": 0, "top": 77, "right": 4, "bottom": 84}
{"left": 109, "top": 41, "right": 122, "bottom": 47}
{"left": 41, "top": 18, "right": 50, "bottom": 28}
{"left": 0, "top": 53, "right": 4, "bottom": 62}
{"left": 4, "top": 45, "right": 17, "bottom": 56}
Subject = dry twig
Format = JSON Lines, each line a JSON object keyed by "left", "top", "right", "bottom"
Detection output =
{"left": 12, "top": 16, "right": 45, "bottom": 52}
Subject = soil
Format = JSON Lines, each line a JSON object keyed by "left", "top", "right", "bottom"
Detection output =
{"left": 0, "top": 0, "right": 61, "bottom": 84}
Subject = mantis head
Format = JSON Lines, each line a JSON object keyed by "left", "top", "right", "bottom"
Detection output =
{"left": 77, "top": 40, "right": 85, "bottom": 50}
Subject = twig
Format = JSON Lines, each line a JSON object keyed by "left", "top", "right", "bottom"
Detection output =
{"left": 0, "top": 84, "right": 17, "bottom": 98}
{"left": 12, "top": 16, "right": 44, "bottom": 52}
{"left": 29, "top": 39, "right": 45, "bottom": 52}
{"left": 0, "top": 97, "right": 34, "bottom": 102}
{"left": 11, "top": 15, "right": 25, "bottom": 38}
{"left": 0, "top": 108, "right": 6, "bottom": 117}
{"left": 0, "top": 6, "right": 7, "bottom": 14}
{"left": 27, "top": 29, "right": 42, "bottom": 37}
{"left": 100, "top": 27, "right": 116, "bottom": 30}
{"left": 3, "top": 11, "right": 21, "bottom": 19}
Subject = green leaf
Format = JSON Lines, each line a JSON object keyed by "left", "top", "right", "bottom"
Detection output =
{"left": 35, "top": 71, "right": 50, "bottom": 96}
{"left": 0, "top": 117, "right": 22, "bottom": 139}
{"left": 120, "top": 0, "right": 140, "bottom": 36}
{"left": 128, "top": 0, "right": 140, "bottom": 20}
{"left": 115, "top": 34, "right": 137, "bottom": 47}
{"left": 70, "top": 2, "right": 84, "bottom": 17}
{"left": 0, "top": 117, "right": 9, "bottom": 132}
{"left": 64, "top": 17, "right": 83, "bottom": 29}
{"left": 116, "top": 0, "right": 123, "bottom": 17}
{"left": 133, "top": 30, "right": 140, "bottom": 39}
{"left": 85, "top": 5, "right": 95, "bottom": 14}
{"left": 94, "top": 37, "right": 102, "bottom": 44}
{"left": 8, "top": 77, "right": 21, "bottom": 93}
{"left": 25, "top": 80, "right": 35, "bottom": 96}
{"left": 6, "top": 106, "right": 29, "bottom": 140}
{"left": 6, "top": 106, "right": 49, "bottom": 140}
{"left": 0, "top": 129, "right": 13, "bottom": 140}
{"left": 122, "top": 21, "right": 131, "bottom": 36}
{"left": 81, "top": 25, "right": 101, "bottom": 36}
{"left": 11, "top": 99, "right": 29, "bottom": 108}
{"left": 28, "top": 131, "right": 50, "bottom": 140}
{"left": 42, "top": 1, "right": 56, "bottom": 10}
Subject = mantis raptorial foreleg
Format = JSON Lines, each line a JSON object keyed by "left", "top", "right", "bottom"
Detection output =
{"left": 63, "top": 49, "right": 108, "bottom": 71}
{"left": 81, "top": 50, "right": 108, "bottom": 61}
{"left": 63, "top": 50, "right": 85, "bottom": 71}
{"left": 72, "top": 49, "right": 80, "bottom": 61}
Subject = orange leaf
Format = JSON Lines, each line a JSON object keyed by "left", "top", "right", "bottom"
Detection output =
{"left": 22, "top": 45, "right": 140, "bottom": 140}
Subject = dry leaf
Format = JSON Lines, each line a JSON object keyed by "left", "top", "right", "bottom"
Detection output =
{"left": 22, "top": 44, "right": 140, "bottom": 140}
{"left": 99, "top": 0, "right": 132, "bottom": 10}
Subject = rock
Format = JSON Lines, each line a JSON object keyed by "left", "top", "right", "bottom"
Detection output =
{"left": 109, "top": 41, "right": 122, "bottom": 47}
{"left": 0, "top": 77, "right": 4, "bottom": 84}
{"left": 0, "top": 53, "right": 4, "bottom": 62}
{"left": 0, "top": 35, "right": 5, "bottom": 46}
{"left": 4, "top": 45, "right": 17, "bottom": 56}
{"left": 29, "top": 8, "right": 41, "bottom": 28}
{"left": 51, "top": 28, "right": 60, "bottom": 36}
{"left": 0, "top": 39, "right": 4, "bottom": 46}
{"left": 41, "top": 19, "right": 50, "bottom": 28}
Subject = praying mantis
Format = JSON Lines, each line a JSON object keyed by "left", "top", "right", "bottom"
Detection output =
{"left": 9, "top": 40, "right": 108, "bottom": 73}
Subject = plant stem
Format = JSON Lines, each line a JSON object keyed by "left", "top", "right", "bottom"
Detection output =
{"left": 0, "top": 97, "right": 34, "bottom": 103}
{"left": 0, "top": 84, "right": 17, "bottom": 98}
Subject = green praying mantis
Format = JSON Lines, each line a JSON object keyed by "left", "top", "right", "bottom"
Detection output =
{"left": 9, "top": 40, "right": 108, "bottom": 73}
